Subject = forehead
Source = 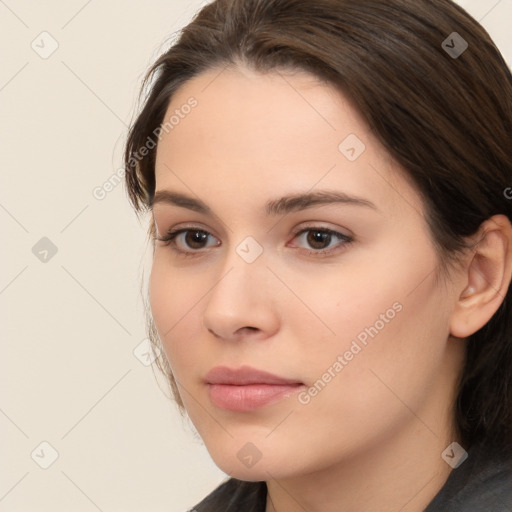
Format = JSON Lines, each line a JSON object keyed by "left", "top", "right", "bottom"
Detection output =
{"left": 153, "top": 65, "right": 423, "bottom": 220}
{"left": 158, "top": 64, "right": 364, "bottom": 160}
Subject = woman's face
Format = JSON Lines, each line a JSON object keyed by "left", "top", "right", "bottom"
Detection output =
{"left": 149, "top": 65, "right": 465, "bottom": 480}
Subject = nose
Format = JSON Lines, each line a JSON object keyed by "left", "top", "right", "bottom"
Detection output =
{"left": 201, "top": 252, "right": 280, "bottom": 342}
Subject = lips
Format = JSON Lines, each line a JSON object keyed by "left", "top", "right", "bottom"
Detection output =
{"left": 205, "top": 365, "right": 304, "bottom": 411}
{"left": 205, "top": 365, "right": 303, "bottom": 386}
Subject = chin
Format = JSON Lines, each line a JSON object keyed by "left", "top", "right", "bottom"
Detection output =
{"left": 206, "top": 442, "right": 306, "bottom": 482}
{"left": 221, "top": 454, "right": 345, "bottom": 484}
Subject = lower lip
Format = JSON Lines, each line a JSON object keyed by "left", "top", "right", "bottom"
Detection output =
{"left": 208, "top": 383, "right": 304, "bottom": 411}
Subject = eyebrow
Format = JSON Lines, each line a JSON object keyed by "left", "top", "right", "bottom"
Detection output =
{"left": 150, "top": 189, "right": 378, "bottom": 216}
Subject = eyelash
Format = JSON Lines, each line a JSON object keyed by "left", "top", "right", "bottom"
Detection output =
{"left": 155, "top": 225, "right": 354, "bottom": 259}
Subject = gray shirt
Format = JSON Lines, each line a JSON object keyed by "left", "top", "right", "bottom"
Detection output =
{"left": 425, "top": 439, "right": 512, "bottom": 511}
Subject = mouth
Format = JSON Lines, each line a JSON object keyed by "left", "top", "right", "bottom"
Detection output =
{"left": 205, "top": 365, "right": 305, "bottom": 411}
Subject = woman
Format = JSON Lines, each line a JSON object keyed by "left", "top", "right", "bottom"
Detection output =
{"left": 123, "top": 0, "right": 512, "bottom": 510}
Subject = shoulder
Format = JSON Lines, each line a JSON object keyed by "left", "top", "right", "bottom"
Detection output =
{"left": 190, "top": 478, "right": 267, "bottom": 512}
{"left": 425, "top": 440, "right": 512, "bottom": 512}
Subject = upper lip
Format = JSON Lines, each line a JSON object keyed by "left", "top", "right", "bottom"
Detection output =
{"left": 205, "top": 365, "right": 303, "bottom": 386}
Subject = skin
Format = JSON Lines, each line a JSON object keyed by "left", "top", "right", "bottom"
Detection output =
{"left": 148, "top": 64, "right": 512, "bottom": 512}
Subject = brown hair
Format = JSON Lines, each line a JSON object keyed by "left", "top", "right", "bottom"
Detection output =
{"left": 124, "top": 0, "right": 512, "bottom": 452}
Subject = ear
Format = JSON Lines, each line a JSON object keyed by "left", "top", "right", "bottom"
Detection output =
{"left": 450, "top": 214, "right": 512, "bottom": 338}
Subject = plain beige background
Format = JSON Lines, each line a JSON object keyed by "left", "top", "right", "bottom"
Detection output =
{"left": 1, "top": 1, "right": 511, "bottom": 511}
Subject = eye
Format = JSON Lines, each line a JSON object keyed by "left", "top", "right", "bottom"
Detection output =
{"left": 289, "top": 226, "right": 353, "bottom": 256}
{"left": 155, "top": 225, "right": 354, "bottom": 258}
{"left": 156, "top": 227, "right": 219, "bottom": 258}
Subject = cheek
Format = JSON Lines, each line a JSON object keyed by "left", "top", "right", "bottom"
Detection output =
{"left": 290, "top": 251, "right": 448, "bottom": 428}
{"left": 148, "top": 254, "right": 204, "bottom": 378}
{"left": 282, "top": 256, "right": 404, "bottom": 362}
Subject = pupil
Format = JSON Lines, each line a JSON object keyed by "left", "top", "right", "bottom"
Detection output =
{"left": 308, "top": 231, "right": 329, "bottom": 249}
{"left": 187, "top": 231, "right": 207, "bottom": 248}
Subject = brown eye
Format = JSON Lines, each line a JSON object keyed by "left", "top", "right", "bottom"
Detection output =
{"left": 182, "top": 230, "right": 209, "bottom": 249}
{"left": 156, "top": 228, "right": 220, "bottom": 257}
{"left": 291, "top": 227, "right": 354, "bottom": 256}
{"left": 305, "top": 230, "right": 333, "bottom": 250}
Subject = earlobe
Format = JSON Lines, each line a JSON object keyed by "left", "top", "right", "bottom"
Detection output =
{"left": 450, "top": 214, "right": 512, "bottom": 339}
